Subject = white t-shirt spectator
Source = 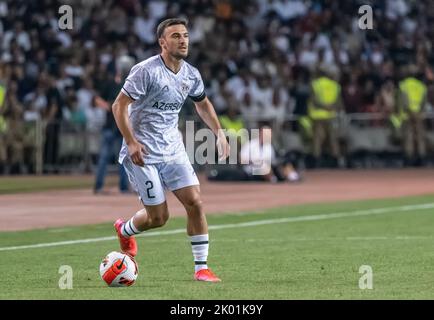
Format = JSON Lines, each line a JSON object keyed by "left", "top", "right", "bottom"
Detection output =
{"left": 240, "top": 137, "right": 276, "bottom": 176}
{"left": 272, "top": 0, "right": 307, "bottom": 21}
{"left": 264, "top": 89, "right": 290, "bottom": 123}
{"left": 206, "top": 73, "right": 231, "bottom": 114}
{"left": 369, "top": 47, "right": 384, "bottom": 65}
{"left": 252, "top": 86, "right": 274, "bottom": 114}
{"left": 324, "top": 48, "right": 349, "bottom": 66}
{"left": 24, "top": 90, "right": 47, "bottom": 112}
{"left": 299, "top": 48, "right": 318, "bottom": 69}
{"left": 134, "top": 15, "right": 156, "bottom": 44}
{"left": 273, "top": 33, "right": 290, "bottom": 53}
{"left": 3, "top": 29, "right": 31, "bottom": 52}
{"left": 225, "top": 75, "right": 258, "bottom": 103}
{"left": 85, "top": 106, "right": 106, "bottom": 132}
{"left": 263, "top": 102, "right": 287, "bottom": 122}
{"left": 56, "top": 31, "right": 72, "bottom": 48}
{"left": 148, "top": 0, "right": 167, "bottom": 21}
{"left": 65, "top": 63, "right": 84, "bottom": 78}
{"left": 313, "top": 33, "right": 331, "bottom": 51}
{"left": 56, "top": 76, "right": 74, "bottom": 96}
{"left": 386, "top": 0, "right": 409, "bottom": 20}
{"left": 240, "top": 102, "right": 261, "bottom": 123}
{"left": 77, "top": 87, "right": 94, "bottom": 112}
{"left": 188, "top": 18, "right": 207, "bottom": 44}
{"left": 0, "top": 1, "right": 8, "bottom": 18}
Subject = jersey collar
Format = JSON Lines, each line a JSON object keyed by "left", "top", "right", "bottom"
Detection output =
{"left": 159, "top": 55, "right": 184, "bottom": 75}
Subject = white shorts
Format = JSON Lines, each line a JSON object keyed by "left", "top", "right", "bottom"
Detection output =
{"left": 122, "top": 156, "right": 199, "bottom": 206}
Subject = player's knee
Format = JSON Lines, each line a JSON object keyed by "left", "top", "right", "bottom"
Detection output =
{"left": 151, "top": 215, "right": 167, "bottom": 228}
{"left": 184, "top": 195, "right": 203, "bottom": 211}
{"left": 151, "top": 209, "right": 170, "bottom": 227}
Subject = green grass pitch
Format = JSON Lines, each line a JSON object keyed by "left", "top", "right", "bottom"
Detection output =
{"left": 0, "top": 195, "right": 433, "bottom": 299}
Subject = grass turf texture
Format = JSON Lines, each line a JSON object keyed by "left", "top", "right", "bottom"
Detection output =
{"left": 0, "top": 194, "right": 433, "bottom": 299}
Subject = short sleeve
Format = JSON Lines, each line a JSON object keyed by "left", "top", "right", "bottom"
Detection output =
{"left": 121, "top": 64, "right": 149, "bottom": 101}
{"left": 188, "top": 68, "right": 206, "bottom": 102}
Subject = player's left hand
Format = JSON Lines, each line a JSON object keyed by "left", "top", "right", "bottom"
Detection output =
{"left": 216, "top": 131, "right": 230, "bottom": 161}
{"left": 128, "top": 140, "right": 148, "bottom": 167}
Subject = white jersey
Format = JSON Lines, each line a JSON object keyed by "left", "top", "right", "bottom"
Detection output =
{"left": 119, "top": 54, "right": 205, "bottom": 164}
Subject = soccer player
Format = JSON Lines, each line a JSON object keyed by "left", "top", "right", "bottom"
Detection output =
{"left": 111, "top": 18, "right": 230, "bottom": 282}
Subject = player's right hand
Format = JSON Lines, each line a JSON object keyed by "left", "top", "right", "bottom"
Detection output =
{"left": 128, "top": 140, "right": 147, "bottom": 167}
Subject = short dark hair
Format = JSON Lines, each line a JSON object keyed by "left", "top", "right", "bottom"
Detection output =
{"left": 156, "top": 18, "right": 188, "bottom": 39}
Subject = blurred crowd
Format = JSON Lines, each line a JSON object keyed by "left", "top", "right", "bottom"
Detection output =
{"left": 1, "top": 0, "right": 434, "bottom": 174}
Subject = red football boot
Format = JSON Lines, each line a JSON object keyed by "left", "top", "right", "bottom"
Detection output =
{"left": 114, "top": 219, "right": 138, "bottom": 257}
{"left": 194, "top": 269, "right": 221, "bottom": 282}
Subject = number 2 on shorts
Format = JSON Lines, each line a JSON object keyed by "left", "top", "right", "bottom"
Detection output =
{"left": 145, "top": 180, "right": 155, "bottom": 199}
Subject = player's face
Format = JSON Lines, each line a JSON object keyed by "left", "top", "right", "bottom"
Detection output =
{"left": 160, "top": 24, "right": 189, "bottom": 59}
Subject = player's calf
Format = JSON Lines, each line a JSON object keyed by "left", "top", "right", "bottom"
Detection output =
{"left": 114, "top": 204, "right": 170, "bottom": 257}
{"left": 148, "top": 215, "right": 168, "bottom": 228}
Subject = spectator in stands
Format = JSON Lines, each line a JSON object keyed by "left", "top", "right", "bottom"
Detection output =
{"left": 239, "top": 91, "right": 261, "bottom": 129}
{"left": 342, "top": 71, "right": 363, "bottom": 114}
{"left": 377, "top": 78, "right": 397, "bottom": 115}
{"left": 308, "top": 67, "right": 343, "bottom": 167}
{"left": 291, "top": 66, "right": 311, "bottom": 136}
{"left": 4, "top": 79, "right": 39, "bottom": 174}
{"left": 208, "top": 125, "right": 301, "bottom": 182}
{"left": 93, "top": 55, "right": 132, "bottom": 195}
{"left": 240, "top": 125, "right": 301, "bottom": 182}
{"left": 397, "top": 65, "right": 428, "bottom": 166}
{"left": 0, "top": 78, "right": 6, "bottom": 174}
{"left": 250, "top": 75, "right": 274, "bottom": 116}
{"left": 43, "top": 75, "right": 63, "bottom": 172}
{"left": 1, "top": 0, "right": 434, "bottom": 174}
{"left": 262, "top": 85, "right": 290, "bottom": 135}
{"left": 219, "top": 104, "right": 247, "bottom": 147}
{"left": 63, "top": 93, "right": 86, "bottom": 126}
{"left": 4, "top": 102, "right": 25, "bottom": 174}
{"left": 375, "top": 77, "right": 397, "bottom": 128}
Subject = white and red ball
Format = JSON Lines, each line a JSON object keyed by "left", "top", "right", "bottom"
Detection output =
{"left": 99, "top": 251, "right": 138, "bottom": 287}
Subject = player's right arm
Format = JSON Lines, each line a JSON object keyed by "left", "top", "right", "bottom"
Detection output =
{"left": 112, "top": 92, "right": 147, "bottom": 166}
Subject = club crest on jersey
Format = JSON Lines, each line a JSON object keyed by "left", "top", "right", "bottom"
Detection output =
{"left": 181, "top": 82, "right": 190, "bottom": 93}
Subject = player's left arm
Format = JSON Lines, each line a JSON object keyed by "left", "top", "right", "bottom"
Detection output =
{"left": 194, "top": 97, "right": 230, "bottom": 160}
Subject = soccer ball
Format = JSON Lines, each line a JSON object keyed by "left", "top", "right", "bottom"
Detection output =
{"left": 99, "top": 251, "right": 138, "bottom": 287}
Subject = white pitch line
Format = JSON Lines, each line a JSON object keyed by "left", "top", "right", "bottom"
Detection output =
{"left": 1, "top": 202, "right": 434, "bottom": 252}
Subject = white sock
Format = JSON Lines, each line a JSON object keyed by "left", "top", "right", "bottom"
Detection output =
{"left": 191, "top": 234, "right": 209, "bottom": 272}
{"left": 121, "top": 218, "right": 140, "bottom": 238}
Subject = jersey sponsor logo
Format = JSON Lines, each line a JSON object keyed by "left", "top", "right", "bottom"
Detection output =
{"left": 151, "top": 101, "right": 182, "bottom": 111}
